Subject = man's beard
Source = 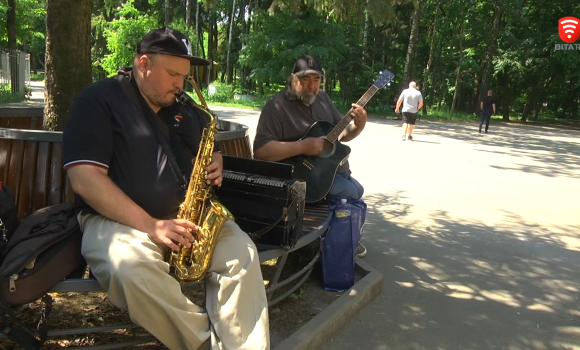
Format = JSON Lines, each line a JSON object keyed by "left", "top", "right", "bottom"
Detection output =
{"left": 150, "top": 90, "right": 178, "bottom": 108}
{"left": 300, "top": 93, "right": 317, "bottom": 106}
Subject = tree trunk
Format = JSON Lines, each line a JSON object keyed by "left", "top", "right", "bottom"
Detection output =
{"left": 521, "top": 93, "right": 534, "bottom": 122}
{"left": 44, "top": 0, "right": 93, "bottom": 131}
{"left": 226, "top": 0, "right": 237, "bottom": 84}
{"left": 164, "top": 0, "right": 171, "bottom": 26}
{"left": 534, "top": 77, "right": 551, "bottom": 120}
{"left": 429, "top": 36, "right": 443, "bottom": 109}
{"left": 450, "top": 21, "right": 465, "bottom": 114}
{"left": 470, "top": 70, "right": 481, "bottom": 114}
{"left": 194, "top": 0, "right": 201, "bottom": 85}
{"left": 421, "top": 0, "right": 439, "bottom": 115}
{"left": 500, "top": 71, "right": 510, "bottom": 122}
{"left": 401, "top": 0, "right": 421, "bottom": 88}
{"left": 208, "top": 10, "right": 214, "bottom": 84}
{"left": 363, "top": 0, "right": 370, "bottom": 59}
{"left": 480, "top": 2, "right": 501, "bottom": 97}
{"left": 186, "top": 0, "right": 193, "bottom": 27}
{"left": 7, "top": 0, "right": 17, "bottom": 95}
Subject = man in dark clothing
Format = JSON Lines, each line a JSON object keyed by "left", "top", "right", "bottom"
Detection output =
{"left": 63, "top": 27, "right": 269, "bottom": 350}
{"left": 479, "top": 90, "right": 496, "bottom": 133}
{"left": 252, "top": 55, "right": 368, "bottom": 257}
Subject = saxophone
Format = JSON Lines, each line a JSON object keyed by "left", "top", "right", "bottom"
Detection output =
{"left": 168, "top": 76, "right": 234, "bottom": 282}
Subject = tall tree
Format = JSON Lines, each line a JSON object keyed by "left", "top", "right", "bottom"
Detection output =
{"left": 7, "top": 0, "right": 17, "bottom": 95}
{"left": 479, "top": 0, "right": 501, "bottom": 98}
{"left": 401, "top": 0, "right": 422, "bottom": 88}
{"left": 421, "top": 0, "right": 440, "bottom": 115}
{"left": 164, "top": 0, "right": 171, "bottom": 26}
{"left": 450, "top": 20, "right": 465, "bottom": 114}
{"left": 44, "top": 0, "right": 93, "bottom": 131}
{"left": 226, "top": 0, "right": 237, "bottom": 84}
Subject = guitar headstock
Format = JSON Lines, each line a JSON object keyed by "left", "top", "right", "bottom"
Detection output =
{"left": 374, "top": 69, "right": 395, "bottom": 89}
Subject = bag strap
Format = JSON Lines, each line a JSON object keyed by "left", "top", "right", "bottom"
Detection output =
{"left": 0, "top": 295, "right": 52, "bottom": 350}
{"left": 114, "top": 74, "right": 187, "bottom": 189}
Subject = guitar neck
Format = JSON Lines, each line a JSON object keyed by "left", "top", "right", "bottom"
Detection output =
{"left": 326, "top": 85, "right": 379, "bottom": 143}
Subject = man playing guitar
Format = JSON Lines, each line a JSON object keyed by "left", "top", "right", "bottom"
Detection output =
{"left": 253, "top": 54, "right": 368, "bottom": 257}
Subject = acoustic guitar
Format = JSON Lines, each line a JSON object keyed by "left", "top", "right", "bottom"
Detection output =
{"left": 282, "top": 69, "right": 395, "bottom": 203}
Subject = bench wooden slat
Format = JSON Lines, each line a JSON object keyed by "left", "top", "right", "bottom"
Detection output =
{"left": 7, "top": 140, "right": 25, "bottom": 210}
{"left": 48, "top": 142, "right": 64, "bottom": 206}
{"left": 217, "top": 136, "right": 253, "bottom": 159}
{"left": 0, "top": 140, "right": 12, "bottom": 184}
{"left": 17, "top": 141, "right": 39, "bottom": 218}
{"left": 7, "top": 116, "right": 34, "bottom": 130}
{"left": 33, "top": 142, "right": 51, "bottom": 212}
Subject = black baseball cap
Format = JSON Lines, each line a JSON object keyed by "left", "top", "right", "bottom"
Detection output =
{"left": 136, "top": 27, "right": 210, "bottom": 66}
{"left": 292, "top": 55, "right": 324, "bottom": 77}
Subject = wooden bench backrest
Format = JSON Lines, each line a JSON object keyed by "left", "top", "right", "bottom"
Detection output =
{"left": 0, "top": 129, "right": 72, "bottom": 219}
{"left": 0, "top": 118, "right": 253, "bottom": 219}
{"left": 0, "top": 107, "right": 44, "bottom": 130}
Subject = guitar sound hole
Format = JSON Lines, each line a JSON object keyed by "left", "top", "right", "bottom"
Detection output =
{"left": 319, "top": 138, "right": 335, "bottom": 158}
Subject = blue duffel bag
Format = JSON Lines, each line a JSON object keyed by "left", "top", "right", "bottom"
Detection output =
{"left": 321, "top": 198, "right": 367, "bottom": 292}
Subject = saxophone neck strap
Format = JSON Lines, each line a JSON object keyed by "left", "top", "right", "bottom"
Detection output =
{"left": 114, "top": 74, "right": 187, "bottom": 189}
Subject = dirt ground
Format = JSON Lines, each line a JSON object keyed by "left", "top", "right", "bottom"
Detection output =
{"left": 0, "top": 243, "right": 357, "bottom": 349}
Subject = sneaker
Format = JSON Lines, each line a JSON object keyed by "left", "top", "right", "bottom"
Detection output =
{"left": 402, "top": 135, "right": 406, "bottom": 141}
{"left": 407, "top": 135, "right": 413, "bottom": 141}
{"left": 357, "top": 243, "right": 367, "bottom": 258}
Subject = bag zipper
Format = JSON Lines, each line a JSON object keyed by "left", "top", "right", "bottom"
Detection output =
{"left": 9, "top": 274, "right": 17, "bottom": 292}
{"left": 0, "top": 218, "right": 7, "bottom": 243}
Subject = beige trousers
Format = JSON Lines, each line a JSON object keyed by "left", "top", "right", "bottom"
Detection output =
{"left": 79, "top": 214, "right": 270, "bottom": 350}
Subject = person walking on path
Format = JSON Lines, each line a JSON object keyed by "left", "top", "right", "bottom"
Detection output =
{"left": 479, "top": 90, "right": 496, "bottom": 133}
{"left": 395, "top": 82, "right": 423, "bottom": 141}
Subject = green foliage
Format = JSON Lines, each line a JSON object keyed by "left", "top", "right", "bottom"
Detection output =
{"left": 0, "top": 84, "right": 27, "bottom": 103}
{"left": 100, "top": 1, "right": 159, "bottom": 75}
{"left": 239, "top": 9, "right": 348, "bottom": 85}
{"left": 30, "top": 72, "right": 45, "bottom": 81}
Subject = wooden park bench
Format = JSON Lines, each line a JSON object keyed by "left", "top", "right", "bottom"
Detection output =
{"left": 0, "top": 112, "right": 331, "bottom": 348}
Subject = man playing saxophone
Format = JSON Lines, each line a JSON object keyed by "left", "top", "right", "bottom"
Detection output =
{"left": 62, "top": 27, "right": 270, "bottom": 349}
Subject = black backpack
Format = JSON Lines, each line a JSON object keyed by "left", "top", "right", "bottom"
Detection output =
{"left": 0, "top": 202, "right": 85, "bottom": 306}
{"left": 0, "top": 202, "right": 85, "bottom": 349}
{"left": 0, "top": 182, "right": 21, "bottom": 253}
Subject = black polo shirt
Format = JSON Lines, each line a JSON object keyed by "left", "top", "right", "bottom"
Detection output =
{"left": 63, "top": 75, "right": 217, "bottom": 219}
{"left": 253, "top": 86, "right": 350, "bottom": 173}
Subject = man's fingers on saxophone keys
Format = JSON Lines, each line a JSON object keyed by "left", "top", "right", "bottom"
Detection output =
{"left": 163, "top": 238, "right": 180, "bottom": 252}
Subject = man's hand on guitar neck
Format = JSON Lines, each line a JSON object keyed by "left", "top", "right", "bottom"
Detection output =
{"left": 340, "top": 104, "right": 368, "bottom": 142}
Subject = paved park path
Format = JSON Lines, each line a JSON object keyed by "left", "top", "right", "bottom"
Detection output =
{"left": 7, "top": 90, "right": 580, "bottom": 350}
{"left": 212, "top": 106, "right": 580, "bottom": 350}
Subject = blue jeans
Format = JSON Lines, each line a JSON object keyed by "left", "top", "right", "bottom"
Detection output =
{"left": 328, "top": 172, "right": 364, "bottom": 200}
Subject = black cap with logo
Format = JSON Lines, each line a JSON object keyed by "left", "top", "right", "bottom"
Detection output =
{"left": 136, "top": 27, "right": 210, "bottom": 66}
{"left": 292, "top": 55, "right": 324, "bottom": 77}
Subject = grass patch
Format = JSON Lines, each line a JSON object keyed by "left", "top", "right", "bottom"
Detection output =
{"left": 31, "top": 72, "right": 45, "bottom": 81}
{"left": 0, "top": 84, "right": 30, "bottom": 103}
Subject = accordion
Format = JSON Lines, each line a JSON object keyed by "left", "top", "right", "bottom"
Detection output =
{"left": 214, "top": 155, "right": 306, "bottom": 250}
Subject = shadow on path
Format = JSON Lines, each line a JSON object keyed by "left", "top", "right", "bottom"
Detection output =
{"left": 323, "top": 192, "right": 580, "bottom": 350}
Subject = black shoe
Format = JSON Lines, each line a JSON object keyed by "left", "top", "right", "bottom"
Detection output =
{"left": 485, "top": 130, "right": 488, "bottom": 133}
{"left": 479, "top": 126, "right": 482, "bottom": 133}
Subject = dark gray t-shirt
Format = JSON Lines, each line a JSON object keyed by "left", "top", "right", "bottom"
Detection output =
{"left": 253, "top": 87, "right": 350, "bottom": 173}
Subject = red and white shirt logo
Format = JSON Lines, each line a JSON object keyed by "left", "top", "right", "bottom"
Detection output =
{"left": 559, "top": 17, "right": 580, "bottom": 43}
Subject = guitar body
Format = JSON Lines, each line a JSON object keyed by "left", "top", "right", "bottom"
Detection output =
{"left": 282, "top": 121, "right": 351, "bottom": 203}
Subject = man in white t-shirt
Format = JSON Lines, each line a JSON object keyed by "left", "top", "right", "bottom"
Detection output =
{"left": 395, "top": 82, "right": 424, "bottom": 141}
